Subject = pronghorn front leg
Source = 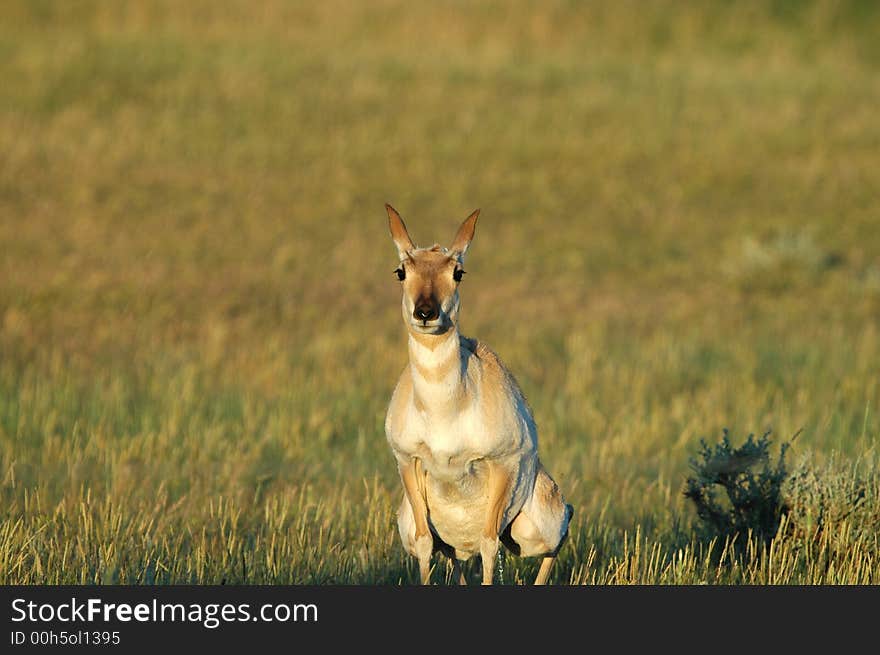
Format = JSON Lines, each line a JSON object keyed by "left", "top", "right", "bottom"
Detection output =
{"left": 399, "top": 458, "right": 433, "bottom": 584}
{"left": 480, "top": 459, "right": 513, "bottom": 585}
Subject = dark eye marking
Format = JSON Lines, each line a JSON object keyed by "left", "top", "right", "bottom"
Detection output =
{"left": 394, "top": 267, "right": 406, "bottom": 281}
{"left": 453, "top": 268, "right": 465, "bottom": 282}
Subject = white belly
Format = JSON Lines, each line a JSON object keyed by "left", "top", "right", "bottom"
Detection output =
{"left": 424, "top": 464, "right": 490, "bottom": 558}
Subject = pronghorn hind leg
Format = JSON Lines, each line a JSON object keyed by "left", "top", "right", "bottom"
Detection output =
{"left": 534, "top": 555, "right": 556, "bottom": 585}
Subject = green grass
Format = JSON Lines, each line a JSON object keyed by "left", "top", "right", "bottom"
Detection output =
{"left": 1, "top": 0, "right": 878, "bottom": 584}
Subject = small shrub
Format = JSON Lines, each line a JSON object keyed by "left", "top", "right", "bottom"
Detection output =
{"left": 781, "top": 455, "right": 880, "bottom": 558}
{"left": 684, "top": 429, "right": 791, "bottom": 548}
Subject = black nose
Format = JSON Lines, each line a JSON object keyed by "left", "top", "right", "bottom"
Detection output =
{"left": 414, "top": 301, "right": 439, "bottom": 322}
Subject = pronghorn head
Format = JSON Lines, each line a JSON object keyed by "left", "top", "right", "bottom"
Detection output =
{"left": 386, "top": 204, "right": 479, "bottom": 336}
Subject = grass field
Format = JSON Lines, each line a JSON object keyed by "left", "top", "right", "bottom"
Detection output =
{"left": 1, "top": 0, "right": 879, "bottom": 584}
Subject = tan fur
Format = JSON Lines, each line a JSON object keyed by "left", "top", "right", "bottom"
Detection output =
{"left": 384, "top": 205, "right": 573, "bottom": 585}
{"left": 399, "top": 251, "right": 458, "bottom": 305}
{"left": 411, "top": 353, "right": 457, "bottom": 382}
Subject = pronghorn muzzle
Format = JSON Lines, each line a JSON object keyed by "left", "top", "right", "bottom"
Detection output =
{"left": 413, "top": 296, "right": 440, "bottom": 323}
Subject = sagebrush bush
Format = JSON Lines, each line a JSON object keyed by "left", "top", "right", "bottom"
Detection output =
{"left": 684, "top": 429, "right": 791, "bottom": 548}
{"left": 685, "top": 430, "right": 879, "bottom": 573}
{"left": 781, "top": 454, "right": 880, "bottom": 560}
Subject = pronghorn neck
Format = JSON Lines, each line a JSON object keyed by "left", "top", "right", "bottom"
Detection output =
{"left": 407, "top": 327, "right": 464, "bottom": 416}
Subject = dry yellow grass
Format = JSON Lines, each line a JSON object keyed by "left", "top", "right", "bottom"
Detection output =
{"left": 1, "top": 0, "right": 878, "bottom": 583}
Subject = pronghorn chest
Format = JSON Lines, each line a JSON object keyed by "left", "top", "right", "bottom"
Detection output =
{"left": 398, "top": 407, "right": 489, "bottom": 482}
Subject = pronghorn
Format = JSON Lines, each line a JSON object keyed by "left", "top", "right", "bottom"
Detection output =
{"left": 384, "top": 204, "right": 573, "bottom": 585}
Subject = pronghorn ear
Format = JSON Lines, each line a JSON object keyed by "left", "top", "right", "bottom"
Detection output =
{"left": 386, "top": 203, "right": 414, "bottom": 259}
{"left": 449, "top": 209, "right": 480, "bottom": 259}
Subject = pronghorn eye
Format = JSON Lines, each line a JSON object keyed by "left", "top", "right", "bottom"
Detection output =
{"left": 453, "top": 268, "right": 465, "bottom": 282}
{"left": 394, "top": 267, "right": 406, "bottom": 281}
